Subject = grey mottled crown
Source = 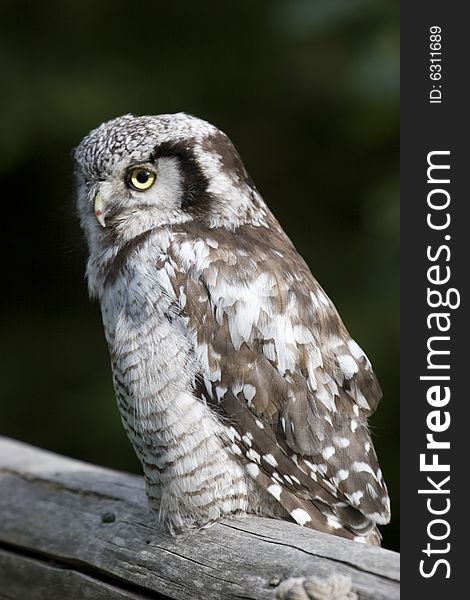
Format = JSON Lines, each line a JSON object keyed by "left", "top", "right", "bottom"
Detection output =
{"left": 74, "top": 113, "right": 219, "bottom": 180}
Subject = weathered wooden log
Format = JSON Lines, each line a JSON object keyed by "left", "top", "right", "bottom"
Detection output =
{"left": 0, "top": 436, "right": 399, "bottom": 599}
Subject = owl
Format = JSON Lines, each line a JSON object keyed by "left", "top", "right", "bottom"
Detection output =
{"left": 74, "top": 113, "right": 390, "bottom": 545}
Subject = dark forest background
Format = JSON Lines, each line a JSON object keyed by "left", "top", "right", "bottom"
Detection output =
{"left": 0, "top": 0, "right": 399, "bottom": 549}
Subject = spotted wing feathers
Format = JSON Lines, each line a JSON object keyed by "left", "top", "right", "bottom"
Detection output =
{"left": 166, "top": 219, "right": 390, "bottom": 543}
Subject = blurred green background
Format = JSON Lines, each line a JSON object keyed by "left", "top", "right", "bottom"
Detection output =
{"left": 0, "top": 1, "right": 399, "bottom": 549}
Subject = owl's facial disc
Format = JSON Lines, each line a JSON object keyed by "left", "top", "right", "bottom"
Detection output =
{"left": 93, "top": 165, "right": 158, "bottom": 228}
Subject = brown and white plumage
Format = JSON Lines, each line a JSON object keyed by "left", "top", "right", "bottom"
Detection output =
{"left": 74, "top": 113, "right": 390, "bottom": 545}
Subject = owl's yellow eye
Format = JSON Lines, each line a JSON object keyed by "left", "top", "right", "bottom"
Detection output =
{"left": 128, "top": 168, "right": 156, "bottom": 191}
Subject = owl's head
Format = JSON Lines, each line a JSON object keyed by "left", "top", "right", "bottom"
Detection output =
{"left": 74, "top": 113, "right": 264, "bottom": 248}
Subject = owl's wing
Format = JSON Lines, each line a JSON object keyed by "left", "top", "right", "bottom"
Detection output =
{"left": 168, "top": 221, "right": 390, "bottom": 542}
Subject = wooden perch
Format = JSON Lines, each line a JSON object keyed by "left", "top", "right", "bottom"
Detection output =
{"left": 0, "top": 436, "right": 399, "bottom": 599}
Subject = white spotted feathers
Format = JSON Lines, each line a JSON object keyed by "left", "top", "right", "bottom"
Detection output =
{"left": 75, "top": 113, "right": 390, "bottom": 545}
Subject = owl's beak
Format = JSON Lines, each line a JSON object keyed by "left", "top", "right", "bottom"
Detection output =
{"left": 94, "top": 193, "right": 106, "bottom": 227}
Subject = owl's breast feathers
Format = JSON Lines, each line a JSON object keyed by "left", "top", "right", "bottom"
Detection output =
{"left": 102, "top": 212, "right": 390, "bottom": 544}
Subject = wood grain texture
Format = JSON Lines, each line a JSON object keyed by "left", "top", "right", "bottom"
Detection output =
{"left": 0, "top": 436, "right": 399, "bottom": 599}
